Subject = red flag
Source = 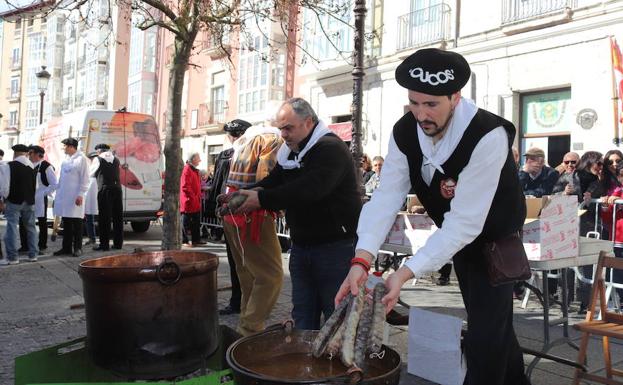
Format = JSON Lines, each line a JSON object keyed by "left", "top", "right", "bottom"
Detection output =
{"left": 612, "top": 37, "right": 623, "bottom": 127}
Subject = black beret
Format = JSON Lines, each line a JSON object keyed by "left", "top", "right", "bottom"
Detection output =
{"left": 87, "top": 151, "right": 98, "bottom": 159}
{"left": 61, "top": 137, "right": 79, "bottom": 147}
{"left": 12, "top": 144, "right": 30, "bottom": 153}
{"left": 29, "top": 145, "right": 45, "bottom": 155}
{"left": 395, "top": 48, "right": 471, "bottom": 95}
{"left": 95, "top": 143, "right": 111, "bottom": 151}
{"left": 224, "top": 119, "right": 252, "bottom": 135}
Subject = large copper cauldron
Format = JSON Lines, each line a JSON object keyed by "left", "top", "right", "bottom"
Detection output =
{"left": 79, "top": 251, "right": 219, "bottom": 379}
{"left": 226, "top": 323, "right": 401, "bottom": 385}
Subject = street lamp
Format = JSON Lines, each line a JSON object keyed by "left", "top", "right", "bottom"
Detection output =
{"left": 36, "top": 65, "right": 51, "bottom": 124}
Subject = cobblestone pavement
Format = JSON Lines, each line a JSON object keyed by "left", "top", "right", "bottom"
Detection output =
{"left": 1, "top": 219, "right": 621, "bottom": 384}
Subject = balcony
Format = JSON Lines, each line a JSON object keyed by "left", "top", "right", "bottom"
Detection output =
{"left": 10, "top": 59, "right": 21, "bottom": 71}
{"left": 210, "top": 100, "right": 226, "bottom": 124}
{"left": 3, "top": 119, "right": 19, "bottom": 132}
{"left": 396, "top": 3, "right": 451, "bottom": 51}
{"left": 6, "top": 87, "right": 20, "bottom": 102}
{"left": 202, "top": 32, "right": 231, "bottom": 59}
{"left": 502, "top": 0, "right": 576, "bottom": 25}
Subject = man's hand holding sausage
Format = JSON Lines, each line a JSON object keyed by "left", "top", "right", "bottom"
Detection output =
{"left": 334, "top": 249, "right": 416, "bottom": 313}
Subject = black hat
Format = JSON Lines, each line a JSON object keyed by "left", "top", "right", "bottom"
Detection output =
{"left": 29, "top": 145, "right": 45, "bottom": 155}
{"left": 395, "top": 48, "right": 471, "bottom": 95}
{"left": 87, "top": 151, "right": 98, "bottom": 159}
{"left": 12, "top": 144, "right": 30, "bottom": 153}
{"left": 224, "top": 119, "right": 252, "bottom": 136}
{"left": 61, "top": 138, "right": 79, "bottom": 147}
{"left": 94, "top": 143, "right": 111, "bottom": 151}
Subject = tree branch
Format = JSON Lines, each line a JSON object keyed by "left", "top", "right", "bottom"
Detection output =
{"left": 139, "top": 0, "right": 178, "bottom": 23}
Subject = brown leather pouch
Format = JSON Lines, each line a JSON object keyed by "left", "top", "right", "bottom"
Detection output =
{"left": 483, "top": 232, "right": 532, "bottom": 286}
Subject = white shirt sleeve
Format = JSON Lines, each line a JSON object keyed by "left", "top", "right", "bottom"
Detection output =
{"left": 356, "top": 133, "right": 412, "bottom": 254}
{"left": 89, "top": 157, "right": 100, "bottom": 178}
{"left": 44, "top": 166, "right": 58, "bottom": 196}
{"left": 404, "top": 126, "right": 509, "bottom": 277}
{"left": 0, "top": 162, "right": 10, "bottom": 199}
{"left": 78, "top": 156, "right": 91, "bottom": 196}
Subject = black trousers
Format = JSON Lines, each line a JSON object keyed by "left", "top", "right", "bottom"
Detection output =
{"left": 182, "top": 212, "right": 201, "bottom": 244}
{"left": 453, "top": 242, "right": 530, "bottom": 385}
{"left": 62, "top": 217, "right": 83, "bottom": 253}
{"left": 38, "top": 196, "right": 48, "bottom": 249}
{"left": 224, "top": 233, "right": 241, "bottom": 310}
{"left": 97, "top": 186, "right": 123, "bottom": 248}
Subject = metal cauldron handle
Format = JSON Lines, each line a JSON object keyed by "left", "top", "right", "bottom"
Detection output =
{"left": 156, "top": 257, "right": 181, "bottom": 285}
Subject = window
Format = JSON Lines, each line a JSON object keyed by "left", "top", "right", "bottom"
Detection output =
{"left": 302, "top": 0, "right": 353, "bottom": 61}
{"left": 9, "top": 111, "right": 18, "bottom": 126}
{"left": 238, "top": 32, "right": 269, "bottom": 114}
{"left": 10, "top": 78, "right": 19, "bottom": 96}
{"left": 11, "top": 48, "right": 20, "bottom": 66}
{"left": 190, "top": 109, "right": 198, "bottom": 129}
{"left": 128, "top": 82, "right": 140, "bottom": 112}
{"left": 27, "top": 18, "right": 34, "bottom": 27}
{"left": 144, "top": 33, "right": 156, "bottom": 72}
{"left": 15, "top": 18, "right": 22, "bottom": 30}
{"left": 207, "top": 145, "right": 223, "bottom": 169}
{"left": 129, "top": 25, "right": 143, "bottom": 76}
{"left": 25, "top": 99, "right": 40, "bottom": 128}
{"left": 211, "top": 86, "right": 225, "bottom": 122}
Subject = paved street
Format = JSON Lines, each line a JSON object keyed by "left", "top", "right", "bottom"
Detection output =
{"left": 0, "top": 219, "right": 621, "bottom": 385}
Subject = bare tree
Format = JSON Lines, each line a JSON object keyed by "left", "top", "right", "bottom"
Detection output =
{"left": 3, "top": 0, "right": 354, "bottom": 250}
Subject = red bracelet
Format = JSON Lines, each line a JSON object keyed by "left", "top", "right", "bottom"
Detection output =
{"left": 351, "top": 261, "right": 370, "bottom": 274}
{"left": 351, "top": 257, "right": 371, "bottom": 271}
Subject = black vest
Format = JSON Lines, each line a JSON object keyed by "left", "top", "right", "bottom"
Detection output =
{"left": 95, "top": 156, "right": 121, "bottom": 191}
{"left": 36, "top": 160, "right": 53, "bottom": 186}
{"left": 393, "top": 108, "right": 526, "bottom": 243}
{"left": 7, "top": 161, "right": 36, "bottom": 205}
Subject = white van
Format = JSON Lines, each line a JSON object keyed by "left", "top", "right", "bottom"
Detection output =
{"left": 20, "top": 109, "right": 164, "bottom": 232}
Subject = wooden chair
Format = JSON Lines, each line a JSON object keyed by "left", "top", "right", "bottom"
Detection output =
{"left": 573, "top": 251, "right": 623, "bottom": 385}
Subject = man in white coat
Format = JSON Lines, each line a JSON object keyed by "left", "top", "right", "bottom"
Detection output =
{"left": 28, "top": 145, "right": 58, "bottom": 254}
{"left": 53, "top": 138, "right": 90, "bottom": 257}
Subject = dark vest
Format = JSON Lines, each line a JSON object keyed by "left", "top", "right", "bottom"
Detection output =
{"left": 36, "top": 160, "right": 53, "bottom": 187}
{"left": 95, "top": 156, "right": 121, "bottom": 191}
{"left": 393, "top": 108, "right": 526, "bottom": 243}
{"left": 7, "top": 161, "right": 36, "bottom": 205}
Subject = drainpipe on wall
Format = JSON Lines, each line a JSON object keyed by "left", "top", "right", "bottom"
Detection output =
{"left": 454, "top": 0, "right": 461, "bottom": 48}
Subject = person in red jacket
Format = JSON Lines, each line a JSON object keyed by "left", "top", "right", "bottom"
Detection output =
{"left": 180, "top": 152, "right": 203, "bottom": 246}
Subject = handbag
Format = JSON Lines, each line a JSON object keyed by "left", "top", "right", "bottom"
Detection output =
{"left": 483, "top": 231, "right": 532, "bottom": 286}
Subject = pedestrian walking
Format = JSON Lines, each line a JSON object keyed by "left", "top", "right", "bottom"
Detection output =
{"left": 180, "top": 152, "right": 203, "bottom": 246}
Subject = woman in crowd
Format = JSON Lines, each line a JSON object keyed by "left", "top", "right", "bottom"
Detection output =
{"left": 180, "top": 152, "right": 203, "bottom": 247}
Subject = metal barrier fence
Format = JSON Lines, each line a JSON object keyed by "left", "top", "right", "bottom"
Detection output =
{"left": 200, "top": 197, "right": 290, "bottom": 239}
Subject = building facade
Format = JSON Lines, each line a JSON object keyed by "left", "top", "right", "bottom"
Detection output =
{"left": 296, "top": 0, "right": 623, "bottom": 167}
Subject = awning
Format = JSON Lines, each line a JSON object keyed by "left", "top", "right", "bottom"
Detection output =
{"left": 327, "top": 122, "right": 352, "bottom": 141}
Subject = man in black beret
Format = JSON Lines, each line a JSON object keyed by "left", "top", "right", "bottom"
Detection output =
{"left": 90, "top": 143, "right": 123, "bottom": 251}
{"left": 207, "top": 119, "right": 251, "bottom": 316}
{"left": 27, "top": 145, "right": 57, "bottom": 253}
{"left": 0, "top": 144, "right": 38, "bottom": 265}
{"left": 336, "top": 49, "right": 530, "bottom": 385}
{"left": 53, "top": 138, "right": 90, "bottom": 257}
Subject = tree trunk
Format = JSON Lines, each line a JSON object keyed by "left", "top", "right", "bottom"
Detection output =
{"left": 161, "top": 38, "right": 193, "bottom": 250}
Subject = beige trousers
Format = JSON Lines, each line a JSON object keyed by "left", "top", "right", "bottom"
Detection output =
{"left": 223, "top": 214, "right": 283, "bottom": 336}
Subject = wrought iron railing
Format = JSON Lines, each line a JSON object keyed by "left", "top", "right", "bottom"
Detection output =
{"left": 6, "top": 87, "right": 20, "bottom": 100}
{"left": 397, "top": 3, "right": 451, "bottom": 51}
{"left": 502, "top": 0, "right": 576, "bottom": 24}
{"left": 210, "top": 100, "right": 225, "bottom": 123}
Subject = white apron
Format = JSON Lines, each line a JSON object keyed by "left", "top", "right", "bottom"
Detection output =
{"left": 85, "top": 177, "right": 99, "bottom": 215}
{"left": 54, "top": 152, "right": 90, "bottom": 218}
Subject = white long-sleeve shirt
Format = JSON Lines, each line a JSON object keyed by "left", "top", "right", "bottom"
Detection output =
{"left": 32, "top": 159, "right": 59, "bottom": 218}
{"left": 356, "top": 119, "right": 509, "bottom": 278}
{"left": 0, "top": 156, "right": 35, "bottom": 199}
